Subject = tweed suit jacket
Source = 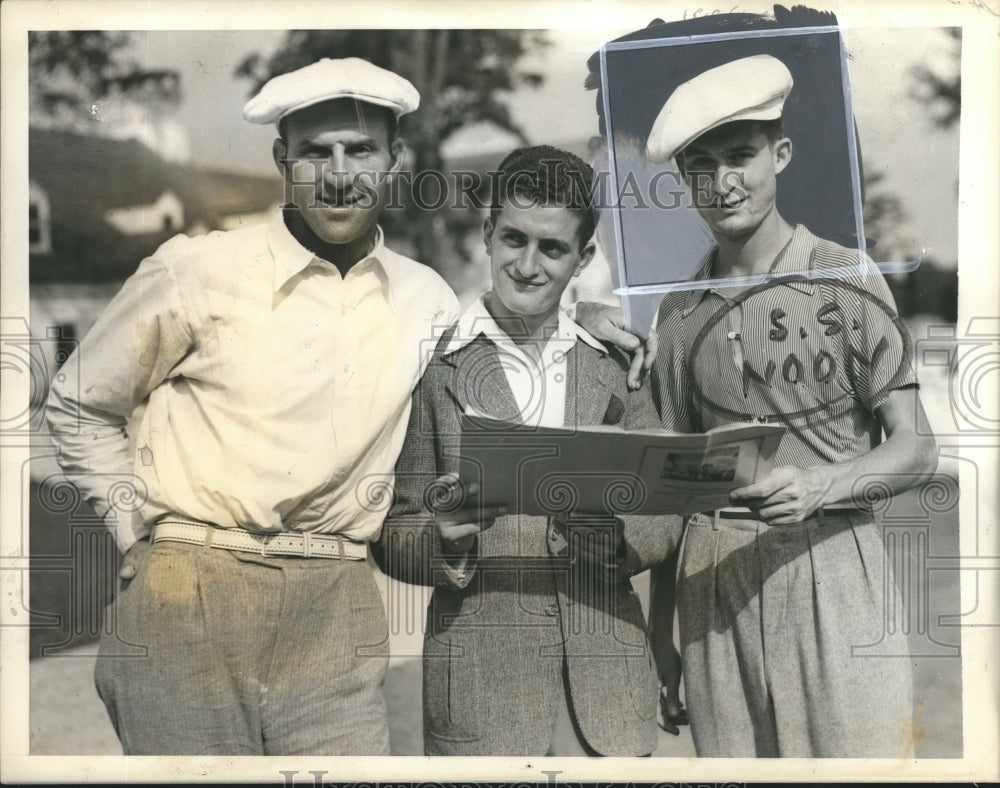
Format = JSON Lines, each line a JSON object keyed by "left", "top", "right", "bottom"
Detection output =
{"left": 374, "top": 327, "right": 683, "bottom": 756}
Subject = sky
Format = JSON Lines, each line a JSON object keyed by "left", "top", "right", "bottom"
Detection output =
{"left": 117, "top": 23, "right": 960, "bottom": 266}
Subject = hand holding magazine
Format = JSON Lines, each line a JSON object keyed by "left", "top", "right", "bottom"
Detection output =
{"left": 455, "top": 414, "right": 784, "bottom": 516}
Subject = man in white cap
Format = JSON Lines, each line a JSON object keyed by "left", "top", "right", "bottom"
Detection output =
{"left": 644, "top": 54, "right": 938, "bottom": 756}
{"left": 46, "top": 57, "right": 459, "bottom": 754}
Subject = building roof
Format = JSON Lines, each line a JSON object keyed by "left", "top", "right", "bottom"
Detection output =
{"left": 29, "top": 128, "right": 282, "bottom": 282}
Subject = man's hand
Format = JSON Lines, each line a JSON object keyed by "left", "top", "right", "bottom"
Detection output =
{"left": 557, "top": 513, "right": 625, "bottom": 574}
{"left": 574, "top": 302, "right": 657, "bottom": 389}
{"left": 118, "top": 537, "right": 151, "bottom": 580}
{"left": 656, "top": 643, "right": 689, "bottom": 735}
{"left": 729, "top": 465, "right": 832, "bottom": 525}
{"left": 429, "top": 474, "right": 506, "bottom": 554}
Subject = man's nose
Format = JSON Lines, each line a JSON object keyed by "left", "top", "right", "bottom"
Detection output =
{"left": 514, "top": 246, "right": 541, "bottom": 276}
{"left": 323, "top": 146, "right": 351, "bottom": 190}
{"left": 713, "top": 165, "right": 742, "bottom": 195}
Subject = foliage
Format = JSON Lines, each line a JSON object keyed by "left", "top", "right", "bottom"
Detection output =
{"left": 29, "top": 32, "right": 181, "bottom": 132}
{"left": 910, "top": 28, "right": 961, "bottom": 129}
{"left": 863, "top": 170, "right": 917, "bottom": 264}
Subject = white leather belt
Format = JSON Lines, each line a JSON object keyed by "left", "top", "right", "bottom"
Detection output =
{"left": 152, "top": 520, "right": 368, "bottom": 560}
{"left": 706, "top": 506, "right": 863, "bottom": 519}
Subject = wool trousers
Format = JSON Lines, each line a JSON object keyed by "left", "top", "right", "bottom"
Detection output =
{"left": 95, "top": 540, "right": 390, "bottom": 755}
{"left": 677, "top": 511, "right": 914, "bottom": 757}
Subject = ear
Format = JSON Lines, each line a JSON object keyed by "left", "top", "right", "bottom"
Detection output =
{"left": 482, "top": 216, "right": 495, "bottom": 254}
{"left": 272, "top": 138, "right": 288, "bottom": 177}
{"left": 773, "top": 137, "right": 793, "bottom": 175}
{"left": 388, "top": 137, "right": 406, "bottom": 176}
{"left": 574, "top": 241, "right": 596, "bottom": 277}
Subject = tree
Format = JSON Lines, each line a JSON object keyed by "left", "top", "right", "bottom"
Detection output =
{"left": 910, "top": 28, "right": 961, "bottom": 129}
{"left": 235, "top": 30, "right": 549, "bottom": 268}
{"left": 29, "top": 32, "right": 181, "bottom": 134}
{"left": 863, "top": 169, "right": 918, "bottom": 265}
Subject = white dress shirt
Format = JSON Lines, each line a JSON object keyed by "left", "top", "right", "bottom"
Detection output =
{"left": 46, "top": 210, "right": 459, "bottom": 551}
{"left": 442, "top": 293, "right": 607, "bottom": 427}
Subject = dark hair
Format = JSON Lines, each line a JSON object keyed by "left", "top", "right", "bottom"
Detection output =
{"left": 757, "top": 117, "right": 785, "bottom": 143}
{"left": 676, "top": 118, "right": 785, "bottom": 175}
{"left": 489, "top": 145, "right": 596, "bottom": 250}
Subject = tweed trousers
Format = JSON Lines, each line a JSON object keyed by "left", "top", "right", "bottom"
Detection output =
{"left": 677, "top": 511, "right": 915, "bottom": 758}
{"left": 95, "top": 540, "right": 390, "bottom": 755}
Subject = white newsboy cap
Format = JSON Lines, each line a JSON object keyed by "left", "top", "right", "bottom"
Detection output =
{"left": 243, "top": 57, "right": 420, "bottom": 127}
{"left": 646, "top": 54, "right": 793, "bottom": 164}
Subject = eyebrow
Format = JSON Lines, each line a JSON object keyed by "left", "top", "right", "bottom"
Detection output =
{"left": 499, "top": 226, "right": 571, "bottom": 250}
{"left": 684, "top": 142, "right": 759, "bottom": 160}
{"left": 293, "top": 131, "right": 381, "bottom": 149}
{"left": 682, "top": 145, "right": 713, "bottom": 158}
{"left": 543, "top": 241, "right": 572, "bottom": 254}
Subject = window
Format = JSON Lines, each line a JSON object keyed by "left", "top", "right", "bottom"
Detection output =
{"left": 29, "top": 183, "right": 52, "bottom": 254}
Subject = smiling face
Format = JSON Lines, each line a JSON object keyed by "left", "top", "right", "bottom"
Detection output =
{"left": 272, "top": 99, "right": 402, "bottom": 252}
{"left": 679, "top": 120, "right": 792, "bottom": 241}
{"left": 484, "top": 201, "right": 595, "bottom": 331}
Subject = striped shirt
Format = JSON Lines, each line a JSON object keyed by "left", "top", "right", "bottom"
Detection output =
{"left": 653, "top": 224, "right": 917, "bottom": 468}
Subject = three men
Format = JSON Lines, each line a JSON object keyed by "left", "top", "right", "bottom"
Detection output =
{"left": 46, "top": 58, "right": 460, "bottom": 755}
{"left": 43, "top": 43, "right": 937, "bottom": 759}
{"left": 645, "top": 54, "right": 938, "bottom": 757}
{"left": 375, "top": 145, "right": 680, "bottom": 756}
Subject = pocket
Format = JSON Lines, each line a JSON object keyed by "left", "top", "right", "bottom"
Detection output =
{"left": 423, "top": 624, "right": 484, "bottom": 742}
{"left": 625, "top": 643, "right": 659, "bottom": 721}
{"left": 844, "top": 512, "right": 890, "bottom": 620}
{"left": 133, "top": 542, "right": 205, "bottom": 629}
{"left": 116, "top": 538, "right": 153, "bottom": 593}
{"left": 617, "top": 589, "right": 659, "bottom": 720}
{"left": 349, "top": 565, "right": 390, "bottom": 660}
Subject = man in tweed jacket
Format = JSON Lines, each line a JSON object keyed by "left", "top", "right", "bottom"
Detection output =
{"left": 374, "top": 146, "right": 681, "bottom": 756}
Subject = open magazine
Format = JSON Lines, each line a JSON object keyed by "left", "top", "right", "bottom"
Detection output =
{"left": 455, "top": 415, "right": 785, "bottom": 516}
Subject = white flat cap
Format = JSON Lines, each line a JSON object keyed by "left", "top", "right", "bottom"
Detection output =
{"left": 646, "top": 55, "right": 793, "bottom": 164}
{"left": 243, "top": 57, "right": 420, "bottom": 127}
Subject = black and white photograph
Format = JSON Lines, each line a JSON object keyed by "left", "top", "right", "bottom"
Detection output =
{"left": 661, "top": 449, "right": 739, "bottom": 483}
{"left": 1, "top": 0, "right": 997, "bottom": 783}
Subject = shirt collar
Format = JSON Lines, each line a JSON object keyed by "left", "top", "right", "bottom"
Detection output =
{"left": 266, "top": 210, "right": 314, "bottom": 291}
{"left": 682, "top": 224, "right": 817, "bottom": 316}
{"left": 443, "top": 293, "right": 607, "bottom": 356}
{"left": 265, "top": 210, "right": 396, "bottom": 307}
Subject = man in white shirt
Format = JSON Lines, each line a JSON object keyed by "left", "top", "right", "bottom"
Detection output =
{"left": 375, "top": 146, "right": 681, "bottom": 756}
{"left": 45, "top": 58, "right": 459, "bottom": 755}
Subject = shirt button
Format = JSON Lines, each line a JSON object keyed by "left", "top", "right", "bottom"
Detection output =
{"left": 544, "top": 603, "right": 560, "bottom": 617}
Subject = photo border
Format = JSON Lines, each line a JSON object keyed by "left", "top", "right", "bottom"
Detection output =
{"left": 2, "top": 0, "right": 997, "bottom": 783}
